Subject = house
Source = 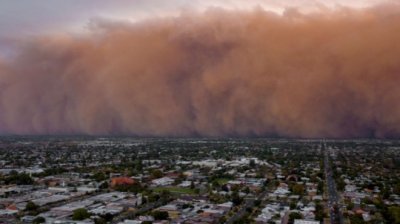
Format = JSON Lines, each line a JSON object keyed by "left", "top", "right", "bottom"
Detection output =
{"left": 111, "top": 177, "right": 135, "bottom": 188}
{"left": 156, "top": 204, "right": 180, "bottom": 219}
{"left": 294, "top": 220, "right": 319, "bottom": 224}
{"left": 151, "top": 177, "right": 174, "bottom": 186}
{"left": 274, "top": 183, "right": 290, "bottom": 195}
{"left": 345, "top": 185, "right": 357, "bottom": 192}
{"left": 178, "top": 181, "right": 192, "bottom": 188}
{"left": 21, "top": 215, "right": 36, "bottom": 223}
{"left": 217, "top": 202, "right": 233, "bottom": 212}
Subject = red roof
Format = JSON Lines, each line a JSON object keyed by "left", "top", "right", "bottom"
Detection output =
{"left": 6, "top": 204, "right": 17, "bottom": 210}
{"left": 111, "top": 177, "right": 135, "bottom": 187}
{"left": 355, "top": 208, "right": 365, "bottom": 214}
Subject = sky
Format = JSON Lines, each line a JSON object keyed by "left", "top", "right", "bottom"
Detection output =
{"left": 0, "top": 1, "right": 389, "bottom": 36}
{"left": 0, "top": 0, "right": 400, "bottom": 138}
{"left": 0, "top": 0, "right": 392, "bottom": 53}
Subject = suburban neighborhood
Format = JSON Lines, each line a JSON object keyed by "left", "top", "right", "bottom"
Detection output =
{"left": 0, "top": 137, "right": 399, "bottom": 224}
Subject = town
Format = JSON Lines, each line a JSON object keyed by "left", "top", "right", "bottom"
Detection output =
{"left": 0, "top": 137, "right": 399, "bottom": 224}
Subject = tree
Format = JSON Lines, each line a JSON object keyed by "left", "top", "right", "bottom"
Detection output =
{"left": 152, "top": 210, "right": 169, "bottom": 220}
{"left": 336, "top": 178, "right": 346, "bottom": 191}
{"left": 317, "top": 181, "right": 324, "bottom": 194}
{"left": 135, "top": 159, "right": 143, "bottom": 171}
{"left": 388, "top": 206, "right": 400, "bottom": 224}
{"left": 347, "top": 202, "right": 354, "bottom": 211}
{"left": 5, "top": 172, "right": 33, "bottom": 185}
{"left": 292, "top": 184, "right": 304, "bottom": 196}
{"left": 254, "top": 199, "right": 261, "bottom": 207}
{"left": 243, "top": 186, "right": 250, "bottom": 194}
{"left": 32, "top": 216, "right": 45, "bottom": 224}
{"left": 93, "top": 172, "right": 107, "bottom": 182}
{"left": 72, "top": 208, "right": 90, "bottom": 220}
{"left": 101, "top": 213, "right": 115, "bottom": 221}
{"left": 211, "top": 179, "right": 220, "bottom": 188}
{"left": 288, "top": 212, "right": 303, "bottom": 224}
{"left": 25, "top": 201, "right": 39, "bottom": 211}
{"left": 151, "top": 169, "right": 163, "bottom": 179}
{"left": 94, "top": 217, "right": 107, "bottom": 224}
{"left": 39, "top": 167, "right": 67, "bottom": 177}
{"left": 230, "top": 184, "right": 240, "bottom": 192}
{"left": 99, "top": 181, "right": 109, "bottom": 189}
{"left": 219, "top": 216, "right": 227, "bottom": 223}
{"left": 349, "top": 214, "right": 364, "bottom": 224}
{"left": 249, "top": 159, "right": 256, "bottom": 168}
{"left": 231, "top": 192, "right": 243, "bottom": 206}
{"left": 114, "top": 182, "right": 143, "bottom": 193}
{"left": 315, "top": 202, "right": 325, "bottom": 221}
{"left": 246, "top": 206, "right": 253, "bottom": 213}
{"left": 160, "top": 189, "right": 171, "bottom": 202}
{"left": 290, "top": 201, "right": 297, "bottom": 210}
{"left": 221, "top": 184, "right": 229, "bottom": 192}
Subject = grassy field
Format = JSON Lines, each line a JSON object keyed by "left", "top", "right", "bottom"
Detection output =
{"left": 215, "top": 178, "right": 231, "bottom": 185}
{"left": 152, "top": 186, "right": 196, "bottom": 195}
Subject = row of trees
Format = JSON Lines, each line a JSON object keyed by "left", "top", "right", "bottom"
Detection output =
{"left": 2, "top": 171, "right": 33, "bottom": 185}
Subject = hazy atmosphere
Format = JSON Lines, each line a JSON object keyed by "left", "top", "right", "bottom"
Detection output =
{"left": 0, "top": 0, "right": 400, "bottom": 138}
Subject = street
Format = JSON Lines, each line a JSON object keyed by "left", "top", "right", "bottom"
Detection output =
{"left": 111, "top": 200, "right": 165, "bottom": 224}
{"left": 324, "top": 143, "right": 344, "bottom": 224}
{"left": 225, "top": 191, "right": 268, "bottom": 224}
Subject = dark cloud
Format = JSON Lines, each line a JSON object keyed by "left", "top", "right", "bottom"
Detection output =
{"left": 1, "top": 5, "right": 400, "bottom": 138}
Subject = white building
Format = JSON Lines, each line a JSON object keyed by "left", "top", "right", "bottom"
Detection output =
{"left": 294, "top": 219, "right": 320, "bottom": 224}
{"left": 345, "top": 184, "right": 357, "bottom": 192}
{"left": 151, "top": 177, "right": 174, "bottom": 186}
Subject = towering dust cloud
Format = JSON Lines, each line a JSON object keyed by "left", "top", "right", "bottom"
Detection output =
{"left": 1, "top": 4, "right": 400, "bottom": 138}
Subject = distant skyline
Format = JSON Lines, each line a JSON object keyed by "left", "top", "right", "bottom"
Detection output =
{"left": 1, "top": 1, "right": 400, "bottom": 138}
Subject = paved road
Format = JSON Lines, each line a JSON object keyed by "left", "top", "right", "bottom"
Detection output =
{"left": 225, "top": 191, "right": 267, "bottom": 224}
{"left": 324, "top": 144, "right": 344, "bottom": 224}
{"left": 225, "top": 198, "right": 254, "bottom": 224}
{"left": 111, "top": 200, "right": 164, "bottom": 224}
